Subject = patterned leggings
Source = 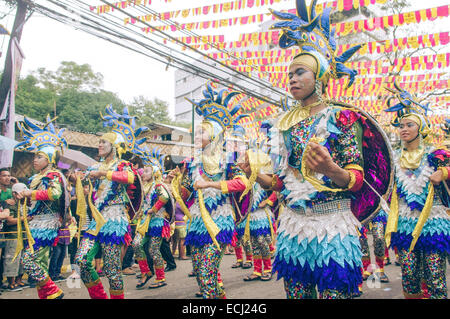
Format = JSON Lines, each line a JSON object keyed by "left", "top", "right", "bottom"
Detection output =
{"left": 399, "top": 249, "right": 447, "bottom": 299}
{"left": 283, "top": 279, "right": 352, "bottom": 299}
{"left": 191, "top": 243, "right": 225, "bottom": 299}
{"left": 251, "top": 234, "right": 271, "bottom": 259}
{"left": 148, "top": 236, "right": 164, "bottom": 269}
{"left": 75, "top": 237, "right": 124, "bottom": 291}
{"left": 21, "top": 246, "right": 51, "bottom": 283}
{"left": 132, "top": 233, "right": 147, "bottom": 260}
{"left": 235, "top": 235, "right": 252, "bottom": 257}
{"left": 360, "top": 221, "right": 386, "bottom": 274}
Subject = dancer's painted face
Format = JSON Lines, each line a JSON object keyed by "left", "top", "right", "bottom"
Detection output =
{"left": 33, "top": 152, "right": 50, "bottom": 171}
{"left": 194, "top": 125, "right": 212, "bottom": 149}
{"left": 141, "top": 166, "right": 154, "bottom": 183}
{"left": 98, "top": 139, "right": 113, "bottom": 158}
{"left": 288, "top": 65, "right": 316, "bottom": 101}
{"left": 399, "top": 118, "right": 420, "bottom": 143}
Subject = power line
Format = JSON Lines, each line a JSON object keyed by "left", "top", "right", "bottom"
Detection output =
{"left": 31, "top": 0, "right": 289, "bottom": 107}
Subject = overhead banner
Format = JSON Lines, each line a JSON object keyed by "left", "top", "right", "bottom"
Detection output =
{"left": 0, "top": 37, "right": 25, "bottom": 168}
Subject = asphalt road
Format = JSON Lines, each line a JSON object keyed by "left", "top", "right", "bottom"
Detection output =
{"left": 0, "top": 244, "right": 448, "bottom": 300}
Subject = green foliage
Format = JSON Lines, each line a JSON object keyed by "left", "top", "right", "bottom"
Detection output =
{"left": 14, "top": 61, "right": 174, "bottom": 133}
{"left": 32, "top": 61, "right": 104, "bottom": 94}
{"left": 128, "top": 95, "right": 171, "bottom": 127}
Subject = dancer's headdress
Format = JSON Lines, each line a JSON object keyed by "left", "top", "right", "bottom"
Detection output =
{"left": 187, "top": 82, "right": 249, "bottom": 143}
{"left": 271, "top": 0, "right": 363, "bottom": 88}
{"left": 142, "top": 146, "right": 165, "bottom": 179}
{"left": 16, "top": 115, "right": 68, "bottom": 164}
{"left": 384, "top": 80, "right": 431, "bottom": 139}
{"left": 100, "top": 105, "right": 148, "bottom": 159}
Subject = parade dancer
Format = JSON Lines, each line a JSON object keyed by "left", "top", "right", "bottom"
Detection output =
{"left": 134, "top": 147, "right": 174, "bottom": 289}
{"left": 238, "top": 141, "right": 277, "bottom": 282}
{"left": 15, "top": 115, "right": 71, "bottom": 299}
{"left": 226, "top": 128, "right": 253, "bottom": 270}
{"left": 75, "top": 105, "right": 146, "bottom": 299}
{"left": 249, "top": 0, "right": 393, "bottom": 299}
{"left": 168, "top": 83, "right": 249, "bottom": 299}
{"left": 359, "top": 210, "right": 390, "bottom": 283}
{"left": 384, "top": 81, "right": 450, "bottom": 299}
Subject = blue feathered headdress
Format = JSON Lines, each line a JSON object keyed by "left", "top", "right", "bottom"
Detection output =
{"left": 270, "top": 0, "right": 363, "bottom": 88}
{"left": 100, "top": 105, "right": 148, "bottom": 159}
{"left": 15, "top": 115, "right": 68, "bottom": 164}
{"left": 186, "top": 82, "right": 249, "bottom": 140}
{"left": 384, "top": 80, "right": 431, "bottom": 128}
{"left": 141, "top": 146, "right": 165, "bottom": 174}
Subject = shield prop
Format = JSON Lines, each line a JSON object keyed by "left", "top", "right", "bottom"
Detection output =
{"left": 160, "top": 183, "right": 175, "bottom": 224}
{"left": 126, "top": 172, "right": 144, "bottom": 221}
{"left": 332, "top": 101, "right": 395, "bottom": 225}
{"left": 231, "top": 192, "right": 251, "bottom": 226}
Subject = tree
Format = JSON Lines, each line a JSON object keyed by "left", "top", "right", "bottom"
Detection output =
{"left": 32, "top": 61, "right": 104, "bottom": 94}
{"left": 128, "top": 95, "right": 172, "bottom": 126}
{"left": 14, "top": 74, "right": 56, "bottom": 121}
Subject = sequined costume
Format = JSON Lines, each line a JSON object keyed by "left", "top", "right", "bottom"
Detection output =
{"left": 268, "top": 0, "right": 393, "bottom": 299}
{"left": 226, "top": 129, "right": 254, "bottom": 269}
{"left": 15, "top": 115, "right": 70, "bottom": 299}
{"left": 172, "top": 82, "right": 249, "bottom": 299}
{"left": 386, "top": 147, "right": 449, "bottom": 298}
{"left": 134, "top": 153, "right": 174, "bottom": 287}
{"left": 22, "top": 170, "right": 68, "bottom": 299}
{"left": 270, "top": 105, "right": 366, "bottom": 298}
{"left": 75, "top": 106, "right": 146, "bottom": 299}
{"left": 384, "top": 81, "right": 450, "bottom": 299}
{"left": 240, "top": 184, "right": 277, "bottom": 279}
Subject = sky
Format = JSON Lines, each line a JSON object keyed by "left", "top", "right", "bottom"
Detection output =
{"left": 0, "top": 0, "right": 448, "bottom": 119}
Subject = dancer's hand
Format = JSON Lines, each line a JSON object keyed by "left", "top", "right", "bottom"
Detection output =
{"left": 18, "top": 190, "right": 33, "bottom": 199}
{"left": 305, "top": 142, "right": 337, "bottom": 176}
{"left": 429, "top": 169, "right": 444, "bottom": 185}
{"left": 89, "top": 170, "right": 106, "bottom": 180}
{"left": 193, "top": 180, "right": 210, "bottom": 190}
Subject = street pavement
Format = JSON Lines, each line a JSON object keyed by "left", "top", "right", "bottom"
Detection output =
{"left": 0, "top": 245, "right": 448, "bottom": 300}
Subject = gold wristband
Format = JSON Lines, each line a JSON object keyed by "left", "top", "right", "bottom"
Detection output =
{"left": 439, "top": 167, "right": 449, "bottom": 180}
{"left": 270, "top": 175, "right": 278, "bottom": 190}
{"left": 106, "top": 171, "right": 113, "bottom": 181}
{"left": 346, "top": 170, "right": 357, "bottom": 190}
{"left": 220, "top": 181, "right": 229, "bottom": 194}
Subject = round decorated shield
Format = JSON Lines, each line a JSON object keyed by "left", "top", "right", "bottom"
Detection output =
{"left": 126, "top": 173, "right": 144, "bottom": 221}
{"left": 159, "top": 183, "right": 175, "bottom": 224}
{"left": 231, "top": 192, "right": 251, "bottom": 226}
{"left": 332, "top": 101, "right": 395, "bottom": 225}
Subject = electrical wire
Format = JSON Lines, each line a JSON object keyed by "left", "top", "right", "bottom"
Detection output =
{"left": 30, "top": 0, "right": 290, "bottom": 108}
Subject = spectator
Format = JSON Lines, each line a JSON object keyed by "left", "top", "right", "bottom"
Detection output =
{"left": 171, "top": 203, "right": 188, "bottom": 260}
{"left": 0, "top": 168, "right": 15, "bottom": 288}
{"left": 2, "top": 183, "right": 31, "bottom": 291}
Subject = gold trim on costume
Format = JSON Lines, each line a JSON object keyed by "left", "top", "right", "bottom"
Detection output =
{"left": 46, "top": 289, "right": 63, "bottom": 299}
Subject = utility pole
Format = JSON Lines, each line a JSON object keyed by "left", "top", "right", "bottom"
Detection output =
{"left": 0, "top": 0, "right": 28, "bottom": 118}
